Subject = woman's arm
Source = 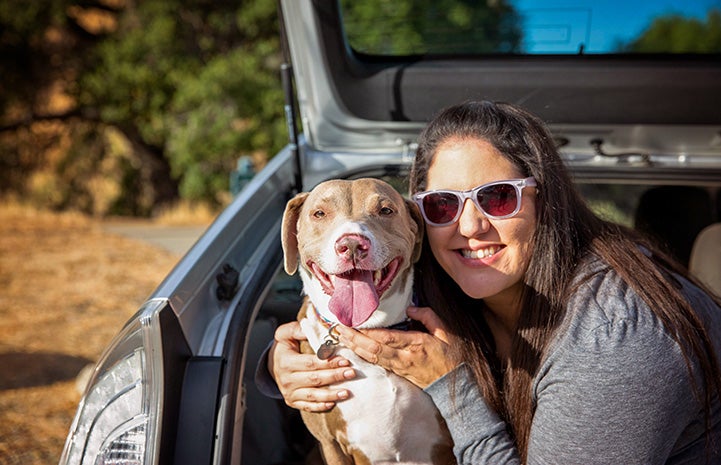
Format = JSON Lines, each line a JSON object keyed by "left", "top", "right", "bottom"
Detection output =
{"left": 334, "top": 306, "right": 461, "bottom": 388}
{"left": 262, "top": 321, "right": 357, "bottom": 412}
{"left": 427, "top": 365, "right": 521, "bottom": 464}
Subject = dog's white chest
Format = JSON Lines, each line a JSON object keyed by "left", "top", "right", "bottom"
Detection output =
{"left": 300, "top": 316, "right": 449, "bottom": 463}
{"left": 335, "top": 348, "right": 448, "bottom": 463}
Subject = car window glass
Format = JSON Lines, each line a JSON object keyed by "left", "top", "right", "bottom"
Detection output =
{"left": 339, "top": 0, "right": 721, "bottom": 55}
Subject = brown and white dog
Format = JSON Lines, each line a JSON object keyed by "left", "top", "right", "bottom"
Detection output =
{"left": 281, "top": 178, "right": 455, "bottom": 465}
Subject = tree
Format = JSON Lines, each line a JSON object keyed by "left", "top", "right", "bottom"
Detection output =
{"left": 620, "top": 8, "right": 721, "bottom": 53}
{"left": 339, "top": 0, "right": 522, "bottom": 55}
{"left": 1, "top": 0, "right": 285, "bottom": 214}
{"left": 0, "top": 0, "right": 111, "bottom": 206}
{"left": 80, "top": 0, "right": 286, "bottom": 209}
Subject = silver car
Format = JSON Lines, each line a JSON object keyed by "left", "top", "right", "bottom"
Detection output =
{"left": 60, "top": 1, "right": 721, "bottom": 464}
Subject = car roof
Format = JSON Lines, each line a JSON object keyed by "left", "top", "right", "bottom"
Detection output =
{"left": 280, "top": 0, "right": 721, "bottom": 179}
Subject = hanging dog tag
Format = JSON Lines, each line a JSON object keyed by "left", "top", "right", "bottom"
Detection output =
{"left": 317, "top": 339, "right": 337, "bottom": 360}
{"left": 316, "top": 324, "right": 340, "bottom": 360}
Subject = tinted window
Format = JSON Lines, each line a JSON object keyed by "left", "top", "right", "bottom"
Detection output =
{"left": 339, "top": 0, "right": 721, "bottom": 55}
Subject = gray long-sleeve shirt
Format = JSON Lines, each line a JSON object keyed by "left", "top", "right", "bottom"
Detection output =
{"left": 426, "top": 262, "right": 721, "bottom": 464}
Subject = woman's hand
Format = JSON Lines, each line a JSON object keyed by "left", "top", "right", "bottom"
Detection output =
{"left": 268, "top": 321, "right": 356, "bottom": 412}
{"left": 334, "top": 306, "right": 461, "bottom": 388}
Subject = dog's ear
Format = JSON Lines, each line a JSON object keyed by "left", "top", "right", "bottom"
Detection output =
{"left": 281, "top": 192, "right": 309, "bottom": 275}
{"left": 406, "top": 199, "right": 425, "bottom": 264}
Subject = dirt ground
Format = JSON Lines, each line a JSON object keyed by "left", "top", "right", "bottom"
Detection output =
{"left": 0, "top": 204, "right": 185, "bottom": 464}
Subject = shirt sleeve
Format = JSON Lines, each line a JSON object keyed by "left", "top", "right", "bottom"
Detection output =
{"left": 424, "top": 292, "right": 701, "bottom": 464}
{"left": 254, "top": 340, "right": 284, "bottom": 399}
{"left": 425, "top": 365, "right": 521, "bottom": 464}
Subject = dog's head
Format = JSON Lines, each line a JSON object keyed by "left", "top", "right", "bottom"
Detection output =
{"left": 282, "top": 178, "right": 424, "bottom": 329}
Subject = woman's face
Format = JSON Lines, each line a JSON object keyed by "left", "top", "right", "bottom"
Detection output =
{"left": 424, "top": 137, "right": 537, "bottom": 310}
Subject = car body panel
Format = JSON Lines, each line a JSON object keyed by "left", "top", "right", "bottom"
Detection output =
{"left": 149, "top": 147, "right": 294, "bottom": 356}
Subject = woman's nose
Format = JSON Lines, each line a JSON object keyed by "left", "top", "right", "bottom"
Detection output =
{"left": 457, "top": 199, "right": 490, "bottom": 237}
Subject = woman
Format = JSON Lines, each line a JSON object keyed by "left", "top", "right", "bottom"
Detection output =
{"left": 266, "top": 101, "right": 721, "bottom": 463}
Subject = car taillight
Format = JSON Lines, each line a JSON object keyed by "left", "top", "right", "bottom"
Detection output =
{"left": 59, "top": 300, "right": 166, "bottom": 465}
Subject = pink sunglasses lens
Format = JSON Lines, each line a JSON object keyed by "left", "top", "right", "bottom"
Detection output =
{"left": 422, "top": 192, "right": 460, "bottom": 224}
{"left": 479, "top": 184, "right": 517, "bottom": 217}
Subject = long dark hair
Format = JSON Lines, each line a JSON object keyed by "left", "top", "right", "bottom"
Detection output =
{"left": 410, "top": 100, "right": 721, "bottom": 461}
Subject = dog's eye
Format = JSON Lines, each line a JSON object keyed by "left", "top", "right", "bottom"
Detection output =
{"left": 313, "top": 210, "right": 326, "bottom": 219}
{"left": 379, "top": 207, "right": 394, "bottom": 216}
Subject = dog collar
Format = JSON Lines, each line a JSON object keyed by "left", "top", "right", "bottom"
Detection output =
{"left": 311, "top": 302, "right": 336, "bottom": 329}
{"left": 386, "top": 319, "right": 412, "bottom": 331}
{"left": 311, "top": 303, "right": 412, "bottom": 331}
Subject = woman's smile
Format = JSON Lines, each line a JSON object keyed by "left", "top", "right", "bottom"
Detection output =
{"left": 459, "top": 244, "right": 504, "bottom": 261}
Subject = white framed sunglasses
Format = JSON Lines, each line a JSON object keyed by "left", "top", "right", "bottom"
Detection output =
{"left": 412, "top": 177, "right": 537, "bottom": 226}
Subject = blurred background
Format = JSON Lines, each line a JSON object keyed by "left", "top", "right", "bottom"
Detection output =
{"left": 1, "top": 0, "right": 284, "bottom": 218}
{"left": 1, "top": 1, "right": 283, "bottom": 462}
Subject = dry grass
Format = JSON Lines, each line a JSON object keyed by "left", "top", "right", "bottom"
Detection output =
{"left": 0, "top": 202, "right": 182, "bottom": 464}
{"left": 152, "top": 199, "right": 219, "bottom": 226}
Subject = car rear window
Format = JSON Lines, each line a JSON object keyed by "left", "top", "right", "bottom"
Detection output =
{"left": 339, "top": 0, "right": 721, "bottom": 55}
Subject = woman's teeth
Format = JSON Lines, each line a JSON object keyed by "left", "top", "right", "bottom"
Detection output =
{"left": 461, "top": 246, "right": 500, "bottom": 259}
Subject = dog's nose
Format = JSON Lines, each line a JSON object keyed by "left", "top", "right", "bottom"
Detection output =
{"left": 335, "top": 234, "right": 370, "bottom": 261}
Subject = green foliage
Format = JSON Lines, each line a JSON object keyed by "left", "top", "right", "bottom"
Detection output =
{"left": 339, "top": 0, "right": 522, "bottom": 55}
{"left": 166, "top": 41, "right": 285, "bottom": 203}
{"left": 0, "top": 0, "right": 67, "bottom": 41}
{"left": 76, "top": 0, "right": 284, "bottom": 206}
{"left": 81, "top": 7, "right": 188, "bottom": 146}
{"left": 0, "top": 0, "right": 285, "bottom": 211}
{"left": 82, "top": 0, "right": 287, "bottom": 207}
{"left": 621, "top": 9, "right": 721, "bottom": 53}
{"left": 0, "top": 0, "right": 73, "bottom": 114}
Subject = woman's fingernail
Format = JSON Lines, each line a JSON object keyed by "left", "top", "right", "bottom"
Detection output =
{"left": 337, "top": 390, "right": 349, "bottom": 400}
{"left": 343, "top": 369, "right": 355, "bottom": 379}
{"left": 337, "top": 358, "right": 350, "bottom": 367}
{"left": 335, "top": 325, "right": 348, "bottom": 335}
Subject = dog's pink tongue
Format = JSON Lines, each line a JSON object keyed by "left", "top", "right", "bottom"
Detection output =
{"left": 329, "top": 270, "right": 379, "bottom": 327}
